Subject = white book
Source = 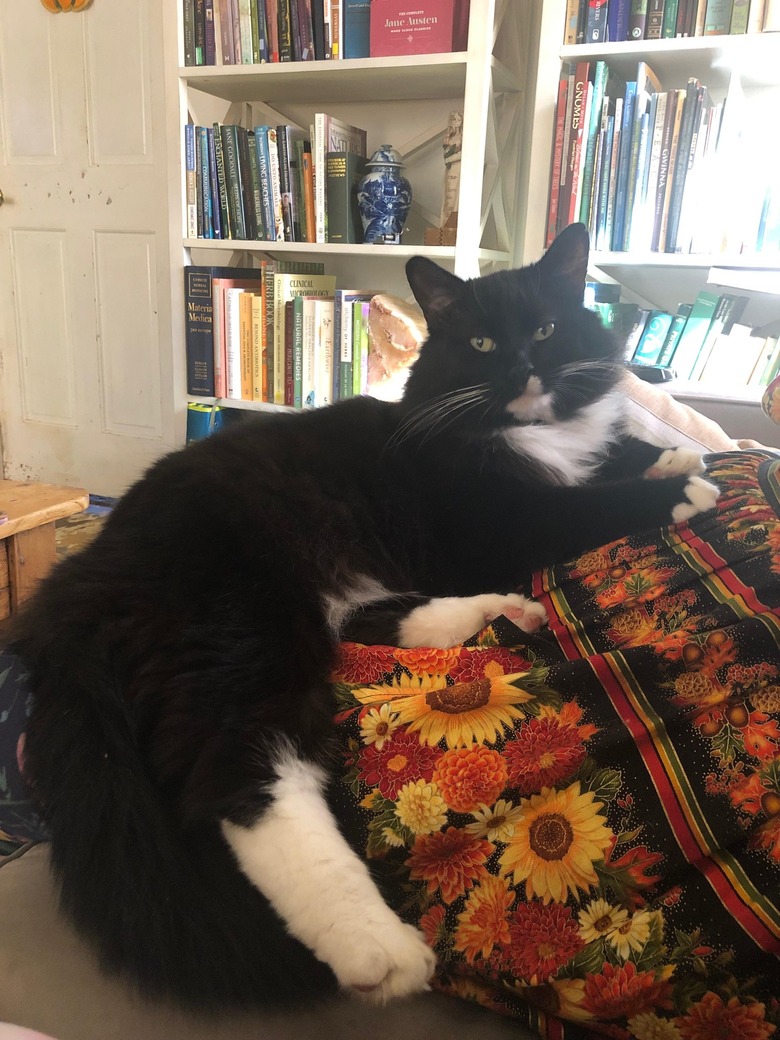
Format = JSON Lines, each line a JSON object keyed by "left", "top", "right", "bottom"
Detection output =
{"left": 224, "top": 287, "right": 245, "bottom": 399}
{"left": 313, "top": 113, "right": 367, "bottom": 243}
{"left": 314, "top": 296, "right": 335, "bottom": 408}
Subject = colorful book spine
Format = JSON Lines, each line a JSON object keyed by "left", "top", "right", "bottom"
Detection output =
{"left": 253, "top": 127, "right": 276, "bottom": 241}
{"left": 184, "top": 124, "right": 198, "bottom": 238}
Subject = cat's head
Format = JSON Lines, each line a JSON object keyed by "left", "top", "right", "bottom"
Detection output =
{"left": 401, "top": 224, "right": 623, "bottom": 435}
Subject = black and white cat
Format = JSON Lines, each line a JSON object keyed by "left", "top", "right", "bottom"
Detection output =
{"left": 14, "top": 224, "right": 717, "bottom": 1009}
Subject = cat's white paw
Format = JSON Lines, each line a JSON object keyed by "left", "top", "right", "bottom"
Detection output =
{"left": 321, "top": 919, "right": 436, "bottom": 1004}
{"left": 645, "top": 447, "right": 706, "bottom": 480}
{"left": 398, "top": 592, "right": 547, "bottom": 648}
{"left": 671, "top": 475, "right": 720, "bottom": 523}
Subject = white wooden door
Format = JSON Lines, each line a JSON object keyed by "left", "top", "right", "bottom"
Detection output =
{"left": 0, "top": 0, "right": 178, "bottom": 498}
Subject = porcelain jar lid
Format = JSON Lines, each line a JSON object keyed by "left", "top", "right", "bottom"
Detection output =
{"left": 365, "top": 145, "right": 405, "bottom": 168}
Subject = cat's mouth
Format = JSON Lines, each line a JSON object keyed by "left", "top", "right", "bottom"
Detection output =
{"left": 506, "top": 375, "right": 555, "bottom": 424}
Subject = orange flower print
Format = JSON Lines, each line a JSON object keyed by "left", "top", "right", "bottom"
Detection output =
{"left": 333, "top": 642, "right": 396, "bottom": 683}
{"left": 449, "top": 646, "right": 534, "bottom": 683}
{"left": 769, "top": 525, "right": 780, "bottom": 574}
{"left": 677, "top": 992, "right": 776, "bottom": 1040}
{"left": 581, "top": 962, "right": 672, "bottom": 1019}
{"left": 453, "top": 875, "right": 513, "bottom": 963}
{"left": 505, "top": 901, "right": 584, "bottom": 982}
{"left": 432, "top": 745, "right": 508, "bottom": 814}
{"left": 357, "top": 729, "right": 440, "bottom": 799}
{"left": 394, "top": 646, "right": 460, "bottom": 676}
{"left": 752, "top": 814, "right": 780, "bottom": 862}
{"left": 419, "top": 904, "right": 447, "bottom": 948}
{"left": 504, "top": 710, "right": 591, "bottom": 794}
{"left": 407, "top": 827, "right": 492, "bottom": 904}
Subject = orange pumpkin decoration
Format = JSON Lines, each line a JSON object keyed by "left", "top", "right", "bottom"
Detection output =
{"left": 40, "top": 0, "right": 92, "bottom": 12}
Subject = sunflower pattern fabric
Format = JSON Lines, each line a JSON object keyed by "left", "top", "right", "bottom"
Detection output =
{"left": 331, "top": 450, "right": 780, "bottom": 1039}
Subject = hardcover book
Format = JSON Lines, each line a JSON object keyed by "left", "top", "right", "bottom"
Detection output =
{"left": 273, "top": 273, "right": 337, "bottom": 404}
{"left": 342, "top": 0, "right": 370, "bottom": 56}
{"left": 184, "top": 265, "right": 259, "bottom": 396}
{"left": 313, "top": 114, "right": 367, "bottom": 243}
{"left": 631, "top": 310, "right": 674, "bottom": 365}
{"left": 369, "top": 0, "right": 456, "bottom": 56}
{"left": 665, "top": 290, "right": 720, "bottom": 378}
{"left": 325, "top": 151, "right": 368, "bottom": 243}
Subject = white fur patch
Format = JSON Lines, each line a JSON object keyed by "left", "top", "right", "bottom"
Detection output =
{"left": 322, "top": 575, "right": 393, "bottom": 633}
{"left": 671, "top": 476, "right": 720, "bottom": 523}
{"left": 645, "top": 447, "right": 706, "bottom": 480}
{"left": 221, "top": 748, "right": 435, "bottom": 1003}
{"left": 398, "top": 593, "right": 547, "bottom": 649}
{"left": 506, "top": 376, "right": 556, "bottom": 423}
{"left": 502, "top": 392, "right": 623, "bottom": 486}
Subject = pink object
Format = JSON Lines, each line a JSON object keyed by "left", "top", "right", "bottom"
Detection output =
{"left": 0, "top": 1028, "right": 60, "bottom": 1040}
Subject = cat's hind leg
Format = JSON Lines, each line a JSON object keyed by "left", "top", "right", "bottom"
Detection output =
{"left": 397, "top": 592, "right": 547, "bottom": 648}
{"left": 221, "top": 742, "right": 436, "bottom": 1004}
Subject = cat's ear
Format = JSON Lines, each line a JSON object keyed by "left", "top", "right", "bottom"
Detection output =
{"left": 539, "top": 222, "right": 589, "bottom": 298}
{"left": 405, "top": 257, "right": 465, "bottom": 324}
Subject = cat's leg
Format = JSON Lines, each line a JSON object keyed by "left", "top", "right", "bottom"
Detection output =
{"left": 397, "top": 592, "right": 547, "bottom": 649}
{"left": 643, "top": 446, "right": 707, "bottom": 480}
{"left": 342, "top": 592, "right": 546, "bottom": 648}
{"left": 596, "top": 434, "right": 706, "bottom": 482}
{"left": 221, "top": 744, "right": 436, "bottom": 1004}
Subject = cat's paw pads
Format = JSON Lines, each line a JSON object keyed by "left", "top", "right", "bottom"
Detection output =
{"left": 336, "top": 922, "right": 436, "bottom": 1004}
{"left": 645, "top": 447, "right": 706, "bottom": 480}
{"left": 671, "top": 476, "right": 720, "bottom": 523}
{"left": 485, "top": 593, "right": 548, "bottom": 633}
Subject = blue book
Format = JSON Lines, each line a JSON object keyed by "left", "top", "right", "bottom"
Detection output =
{"left": 632, "top": 310, "right": 674, "bottom": 365}
{"left": 579, "top": 61, "right": 608, "bottom": 229}
{"left": 184, "top": 123, "right": 197, "bottom": 238}
{"left": 206, "top": 127, "right": 222, "bottom": 239}
{"left": 666, "top": 292, "right": 720, "bottom": 378}
{"left": 197, "top": 126, "right": 214, "bottom": 239}
{"left": 341, "top": 0, "right": 370, "bottom": 58}
{"left": 253, "top": 126, "right": 276, "bottom": 242}
{"left": 611, "top": 80, "right": 637, "bottom": 252}
{"left": 657, "top": 304, "right": 692, "bottom": 367}
{"left": 607, "top": 0, "right": 630, "bottom": 40}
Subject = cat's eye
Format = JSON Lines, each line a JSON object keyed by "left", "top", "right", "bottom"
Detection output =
{"left": 533, "top": 323, "right": 555, "bottom": 342}
{"left": 470, "top": 336, "right": 497, "bottom": 353}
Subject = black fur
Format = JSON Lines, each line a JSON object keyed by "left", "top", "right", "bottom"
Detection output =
{"left": 13, "top": 224, "right": 706, "bottom": 1008}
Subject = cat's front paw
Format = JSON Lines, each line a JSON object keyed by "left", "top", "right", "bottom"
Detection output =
{"left": 671, "top": 475, "right": 719, "bottom": 523}
{"left": 484, "top": 593, "right": 548, "bottom": 633}
{"left": 645, "top": 447, "right": 706, "bottom": 480}
{"left": 398, "top": 592, "right": 547, "bottom": 648}
{"left": 324, "top": 920, "right": 436, "bottom": 1004}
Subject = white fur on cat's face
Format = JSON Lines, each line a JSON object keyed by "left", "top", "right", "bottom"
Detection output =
{"left": 506, "top": 374, "right": 555, "bottom": 423}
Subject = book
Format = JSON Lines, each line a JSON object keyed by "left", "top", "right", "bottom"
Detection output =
{"left": 665, "top": 290, "right": 720, "bottom": 378}
{"left": 662, "top": 0, "right": 681, "bottom": 33}
{"left": 563, "top": 61, "right": 591, "bottom": 229}
{"left": 585, "top": 0, "right": 609, "bottom": 40}
{"left": 646, "top": 0, "right": 666, "bottom": 37}
{"left": 326, "top": 151, "right": 368, "bottom": 242}
{"left": 546, "top": 68, "right": 570, "bottom": 246}
{"left": 565, "top": 0, "right": 582, "bottom": 41}
{"left": 314, "top": 296, "right": 336, "bottom": 407}
{"left": 631, "top": 310, "right": 675, "bottom": 364}
{"left": 313, "top": 113, "right": 367, "bottom": 243}
{"left": 272, "top": 273, "right": 337, "bottom": 404}
{"left": 578, "top": 61, "right": 609, "bottom": 229}
{"left": 699, "top": 323, "right": 763, "bottom": 384}
{"left": 664, "top": 78, "right": 702, "bottom": 253}
{"left": 251, "top": 293, "right": 265, "bottom": 401}
{"left": 656, "top": 304, "right": 692, "bottom": 366}
{"left": 184, "top": 124, "right": 198, "bottom": 238}
{"left": 277, "top": 125, "right": 307, "bottom": 241}
{"left": 212, "top": 271, "right": 262, "bottom": 397}
{"left": 220, "top": 124, "right": 246, "bottom": 240}
{"left": 352, "top": 300, "right": 371, "bottom": 396}
{"left": 703, "top": 0, "right": 733, "bottom": 30}
{"left": 266, "top": 126, "right": 285, "bottom": 240}
{"left": 369, "top": 0, "right": 457, "bottom": 56}
{"left": 184, "top": 265, "right": 259, "bottom": 396}
{"left": 611, "top": 79, "right": 637, "bottom": 250}
{"left": 334, "top": 289, "right": 377, "bottom": 400}
{"left": 628, "top": 0, "right": 649, "bottom": 36}
{"left": 253, "top": 126, "right": 276, "bottom": 241}
{"left": 689, "top": 294, "right": 749, "bottom": 380}
{"left": 212, "top": 121, "right": 232, "bottom": 237}
{"left": 656, "top": 88, "right": 685, "bottom": 251}
{"left": 302, "top": 150, "right": 316, "bottom": 242}
{"left": 607, "top": 0, "right": 630, "bottom": 38}
{"left": 342, "top": 0, "right": 370, "bottom": 56}
{"left": 624, "top": 308, "right": 651, "bottom": 358}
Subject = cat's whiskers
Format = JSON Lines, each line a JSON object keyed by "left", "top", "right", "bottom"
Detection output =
{"left": 387, "top": 385, "right": 490, "bottom": 449}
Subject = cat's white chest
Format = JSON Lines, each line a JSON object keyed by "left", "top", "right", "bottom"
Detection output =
{"left": 502, "top": 393, "right": 623, "bottom": 486}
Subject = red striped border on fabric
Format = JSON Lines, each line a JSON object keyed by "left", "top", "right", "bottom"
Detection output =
{"left": 591, "top": 652, "right": 780, "bottom": 954}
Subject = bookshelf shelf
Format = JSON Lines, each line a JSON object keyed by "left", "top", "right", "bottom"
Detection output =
{"left": 183, "top": 239, "right": 512, "bottom": 265}
{"left": 591, "top": 252, "right": 780, "bottom": 271}
{"left": 181, "top": 53, "right": 522, "bottom": 104}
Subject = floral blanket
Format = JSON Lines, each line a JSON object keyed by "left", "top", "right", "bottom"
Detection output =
{"left": 330, "top": 450, "right": 780, "bottom": 1039}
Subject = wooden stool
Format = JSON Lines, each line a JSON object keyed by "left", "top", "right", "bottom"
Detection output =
{"left": 0, "top": 481, "right": 89, "bottom": 620}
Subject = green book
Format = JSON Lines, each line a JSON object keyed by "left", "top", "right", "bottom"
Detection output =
{"left": 291, "top": 296, "right": 305, "bottom": 409}
{"left": 666, "top": 291, "right": 720, "bottom": 379}
{"left": 632, "top": 310, "right": 674, "bottom": 365}
{"left": 657, "top": 304, "right": 692, "bottom": 367}
{"left": 326, "top": 151, "right": 368, "bottom": 243}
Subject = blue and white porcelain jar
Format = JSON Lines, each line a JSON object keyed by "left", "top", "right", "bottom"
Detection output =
{"left": 357, "top": 145, "right": 412, "bottom": 245}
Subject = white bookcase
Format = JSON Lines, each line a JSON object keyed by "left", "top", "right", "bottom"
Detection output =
{"left": 519, "top": 0, "right": 780, "bottom": 438}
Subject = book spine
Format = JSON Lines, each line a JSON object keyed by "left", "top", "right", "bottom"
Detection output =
{"left": 266, "top": 127, "right": 285, "bottom": 241}
{"left": 198, "top": 126, "right": 214, "bottom": 238}
{"left": 262, "top": 261, "right": 275, "bottom": 401}
{"left": 239, "top": 290, "right": 254, "bottom": 399}
{"left": 204, "top": 0, "right": 217, "bottom": 62}
{"left": 311, "top": 0, "right": 326, "bottom": 58}
{"left": 729, "top": 0, "right": 750, "bottom": 30}
{"left": 646, "top": 0, "right": 666, "bottom": 36}
{"left": 221, "top": 125, "right": 247, "bottom": 240}
{"left": 212, "top": 121, "right": 232, "bottom": 237}
{"left": 314, "top": 113, "right": 328, "bottom": 242}
{"left": 217, "top": 0, "right": 235, "bottom": 61}
{"left": 342, "top": 0, "right": 370, "bottom": 57}
{"left": 224, "top": 289, "right": 243, "bottom": 398}
{"left": 317, "top": 298, "right": 335, "bottom": 407}
{"left": 579, "top": 61, "right": 608, "bottom": 228}
{"left": 255, "top": 0, "right": 269, "bottom": 59}
{"left": 628, "top": 0, "right": 648, "bottom": 36}
{"left": 184, "top": 0, "right": 197, "bottom": 64}
{"left": 339, "top": 298, "right": 353, "bottom": 398}
{"left": 184, "top": 124, "right": 198, "bottom": 238}
{"left": 604, "top": 98, "right": 623, "bottom": 248}
{"left": 236, "top": 128, "right": 258, "bottom": 239}
{"left": 661, "top": 0, "right": 680, "bottom": 32}
{"left": 564, "top": 0, "right": 580, "bottom": 41}
{"left": 248, "top": 0, "right": 261, "bottom": 61}
{"left": 656, "top": 305, "right": 691, "bottom": 366}
{"left": 302, "top": 299, "right": 317, "bottom": 406}
{"left": 594, "top": 113, "right": 615, "bottom": 249}
{"left": 184, "top": 267, "right": 217, "bottom": 395}
{"left": 195, "top": 0, "right": 206, "bottom": 63}
{"left": 607, "top": 0, "right": 630, "bottom": 38}
{"left": 546, "top": 75, "right": 569, "bottom": 248}
{"left": 330, "top": 0, "right": 341, "bottom": 57}
{"left": 585, "top": 0, "right": 609, "bottom": 40}
{"left": 276, "top": 125, "right": 294, "bottom": 241}
{"left": 206, "top": 128, "right": 223, "bottom": 238}
{"left": 278, "top": 0, "right": 294, "bottom": 59}
{"left": 289, "top": 299, "right": 301, "bottom": 407}
{"left": 265, "top": 0, "right": 280, "bottom": 59}
{"left": 611, "top": 82, "right": 636, "bottom": 250}
{"left": 296, "top": 0, "right": 315, "bottom": 59}
{"left": 302, "top": 150, "right": 316, "bottom": 242}
{"left": 703, "top": 0, "right": 733, "bottom": 31}
{"left": 254, "top": 127, "right": 276, "bottom": 241}
{"left": 246, "top": 130, "right": 265, "bottom": 240}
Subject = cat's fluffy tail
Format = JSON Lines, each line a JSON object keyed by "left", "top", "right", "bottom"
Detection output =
{"left": 15, "top": 623, "right": 336, "bottom": 1009}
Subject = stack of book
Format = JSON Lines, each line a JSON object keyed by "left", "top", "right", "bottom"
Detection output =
{"left": 185, "top": 263, "right": 381, "bottom": 407}
{"left": 185, "top": 115, "right": 366, "bottom": 244}
{"left": 183, "top": 0, "right": 470, "bottom": 65}
{"left": 547, "top": 59, "right": 779, "bottom": 256}
{"left": 590, "top": 285, "right": 780, "bottom": 388}
{"left": 565, "top": 0, "right": 777, "bottom": 44}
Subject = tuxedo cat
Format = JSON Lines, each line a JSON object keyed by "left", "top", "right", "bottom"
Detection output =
{"left": 14, "top": 224, "right": 717, "bottom": 1010}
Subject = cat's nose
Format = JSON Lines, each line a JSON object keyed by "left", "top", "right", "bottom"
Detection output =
{"left": 511, "top": 361, "right": 534, "bottom": 386}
